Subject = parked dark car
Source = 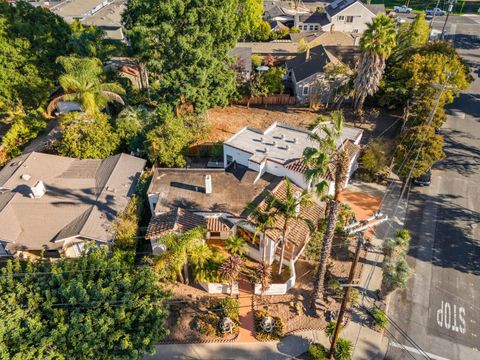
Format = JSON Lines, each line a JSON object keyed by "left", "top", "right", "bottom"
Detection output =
{"left": 413, "top": 169, "right": 432, "bottom": 186}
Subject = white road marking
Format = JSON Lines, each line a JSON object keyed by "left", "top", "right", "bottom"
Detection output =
{"left": 390, "top": 342, "right": 452, "bottom": 360}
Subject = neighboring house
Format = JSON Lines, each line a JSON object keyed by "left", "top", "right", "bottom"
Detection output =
{"left": 223, "top": 121, "right": 362, "bottom": 194}
{"left": 235, "top": 42, "right": 299, "bottom": 63}
{"left": 269, "top": 19, "right": 290, "bottom": 32}
{"left": 49, "top": 0, "right": 126, "bottom": 40}
{"left": 0, "top": 152, "right": 145, "bottom": 258}
{"left": 290, "top": 31, "right": 356, "bottom": 47}
{"left": 285, "top": 45, "right": 343, "bottom": 104}
{"left": 263, "top": 1, "right": 309, "bottom": 23}
{"left": 295, "top": 0, "right": 385, "bottom": 34}
{"left": 229, "top": 47, "right": 252, "bottom": 81}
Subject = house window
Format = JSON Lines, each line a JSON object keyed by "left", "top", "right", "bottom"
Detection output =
{"left": 209, "top": 231, "right": 221, "bottom": 238}
{"left": 346, "top": 16, "right": 354, "bottom": 23}
{"left": 353, "top": 28, "right": 359, "bottom": 33}
{"left": 338, "top": 15, "right": 345, "bottom": 21}
{"left": 226, "top": 154, "right": 233, "bottom": 165}
{"left": 303, "top": 86, "right": 309, "bottom": 95}
{"left": 314, "top": 25, "right": 319, "bottom": 30}
{"left": 237, "top": 227, "right": 259, "bottom": 247}
{"left": 309, "top": 25, "right": 314, "bottom": 31}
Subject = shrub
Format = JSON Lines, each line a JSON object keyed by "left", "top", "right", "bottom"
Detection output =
{"left": 325, "top": 320, "right": 340, "bottom": 340}
{"left": 252, "top": 54, "right": 262, "bottom": 68}
{"left": 219, "top": 297, "right": 240, "bottom": 322}
{"left": 304, "top": 228, "right": 325, "bottom": 260}
{"left": 254, "top": 310, "right": 286, "bottom": 341}
{"left": 193, "top": 313, "right": 219, "bottom": 337}
{"left": 371, "top": 308, "right": 389, "bottom": 330}
{"left": 349, "top": 288, "right": 360, "bottom": 307}
{"left": 359, "top": 138, "right": 392, "bottom": 182}
{"left": 327, "top": 279, "right": 342, "bottom": 297}
{"left": 335, "top": 338, "right": 353, "bottom": 360}
{"left": 381, "top": 257, "right": 411, "bottom": 297}
{"left": 309, "top": 343, "right": 327, "bottom": 359}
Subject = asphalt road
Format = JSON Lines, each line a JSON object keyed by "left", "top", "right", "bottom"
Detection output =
{"left": 385, "top": 17, "right": 480, "bottom": 360}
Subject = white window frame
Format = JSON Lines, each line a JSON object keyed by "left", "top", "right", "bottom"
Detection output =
{"left": 303, "top": 86, "right": 309, "bottom": 95}
{"left": 338, "top": 15, "right": 345, "bottom": 21}
{"left": 346, "top": 16, "right": 354, "bottom": 23}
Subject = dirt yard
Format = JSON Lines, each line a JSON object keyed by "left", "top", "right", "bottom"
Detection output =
{"left": 205, "top": 105, "right": 319, "bottom": 143}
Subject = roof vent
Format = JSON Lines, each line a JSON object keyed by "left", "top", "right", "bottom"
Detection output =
{"left": 21, "top": 174, "right": 31, "bottom": 181}
{"left": 30, "top": 181, "right": 46, "bottom": 199}
{"left": 205, "top": 175, "right": 212, "bottom": 194}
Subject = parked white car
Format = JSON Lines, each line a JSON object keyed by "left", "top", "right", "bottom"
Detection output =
{"left": 426, "top": 7, "right": 447, "bottom": 16}
{"left": 393, "top": 5, "right": 413, "bottom": 13}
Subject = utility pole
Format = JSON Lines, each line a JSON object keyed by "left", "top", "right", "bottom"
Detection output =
{"left": 429, "top": 0, "right": 442, "bottom": 33}
{"left": 329, "top": 237, "right": 365, "bottom": 359}
{"left": 440, "top": 0, "right": 456, "bottom": 40}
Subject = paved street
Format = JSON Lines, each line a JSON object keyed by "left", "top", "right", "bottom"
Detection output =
{"left": 386, "top": 17, "right": 480, "bottom": 360}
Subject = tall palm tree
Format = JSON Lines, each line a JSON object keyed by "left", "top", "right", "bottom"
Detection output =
{"left": 304, "top": 111, "right": 351, "bottom": 310}
{"left": 247, "top": 197, "right": 277, "bottom": 261}
{"left": 47, "top": 56, "right": 125, "bottom": 116}
{"left": 273, "top": 178, "right": 313, "bottom": 276}
{"left": 353, "top": 14, "right": 396, "bottom": 111}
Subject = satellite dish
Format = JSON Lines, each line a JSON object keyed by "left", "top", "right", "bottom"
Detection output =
{"left": 256, "top": 66, "right": 270, "bottom": 71}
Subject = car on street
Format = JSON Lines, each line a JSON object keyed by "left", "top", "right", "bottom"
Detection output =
{"left": 426, "top": 7, "right": 446, "bottom": 16}
{"left": 393, "top": 5, "right": 413, "bottom": 13}
{"left": 413, "top": 169, "right": 432, "bottom": 186}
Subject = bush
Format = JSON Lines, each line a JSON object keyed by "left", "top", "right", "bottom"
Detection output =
{"left": 371, "top": 308, "right": 389, "bottom": 330}
{"left": 381, "top": 257, "right": 411, "bottom": 297}
{"left": 335, "top": 338, "right": 353, "bottom": 360}
{"left": 304, "top": 228, "right": 325, "bottom": 260}
{"left": 254, "top": 310, "right": 286, "bottom": 341}
{"left": 193, "top": 313, "right": 220, "bottom": 337}
{"left": 252, "top": 54, "right": 262, "bottom": 68}
{"left": 327, "top": 279, "right": 342, "bottom": 297}
{"left": 225, "top": 235, "right": 249, "bottom": 256}
{"left": 309, "top": 343, "right": 327, "bottom": 359}
{"left": 359, "top": 138, "right": 392, "bottom": 182}
{"left": 325, "top": 321, "right": 340, "bottom": 339}
{"left": 218, "top": 297, "right": 240, "bottom": 322}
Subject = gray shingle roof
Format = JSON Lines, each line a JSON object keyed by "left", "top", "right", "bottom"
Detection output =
{"left": 0, "top": 152, "right": 145, "bottom": 251}
{"left": 286, "top": 45, "right": 340, "bottom": 82}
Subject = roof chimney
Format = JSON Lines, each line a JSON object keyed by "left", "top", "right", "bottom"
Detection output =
{"left": 205, "top": 175, "right": 212, "bottom": 194}
{"left": 30, "top": 181, "right": 46, "bottom": 199}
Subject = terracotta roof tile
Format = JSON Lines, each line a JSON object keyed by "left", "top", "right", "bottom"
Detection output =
{"left": 146, "top": 208, "right": 205, "bottom": 239}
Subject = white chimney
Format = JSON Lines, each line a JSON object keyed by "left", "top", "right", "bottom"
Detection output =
{"left": 205, "top": 175, "right": 212, "bottom": 194}
{"left": 30, "top": 181, "right": 46, "bottom": 199}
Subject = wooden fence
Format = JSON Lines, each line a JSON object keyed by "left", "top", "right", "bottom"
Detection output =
{"left": 235, "top": 94, "right": 296, "bottom": 106}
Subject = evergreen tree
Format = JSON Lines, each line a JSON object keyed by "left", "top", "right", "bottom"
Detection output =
{"left": 0, "top": 249, "right": 169, "bottom": 359}
{"left": 123, "top": 0, "right": 240, "bottom": 112}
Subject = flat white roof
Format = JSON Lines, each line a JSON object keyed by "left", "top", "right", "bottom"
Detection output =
{"left": 225, "top": 122, "right": 362, "bottom": 165}
{"left": 51, "top": 0, "right": 115, "bottom": 20}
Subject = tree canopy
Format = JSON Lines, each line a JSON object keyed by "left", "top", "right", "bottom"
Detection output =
{"left": 122, "top": 0, "right": 240, "bottom": 113}
{"left": 57, "top": 112, "right": 119, "bottom": 159}
{"left": 0, "top": 2, "right": 71, "bottom": 110}
{"left": 0, "top": 249, "right": 169, "bottom": 359}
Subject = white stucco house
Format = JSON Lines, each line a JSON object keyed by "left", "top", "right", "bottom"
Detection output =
{"left": 295, "top": 0, "right": 385, "bottom": 34}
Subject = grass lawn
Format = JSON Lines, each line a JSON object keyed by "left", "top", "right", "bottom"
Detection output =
{"left": 371, "top": 0, "right": 480, "bottom": 13}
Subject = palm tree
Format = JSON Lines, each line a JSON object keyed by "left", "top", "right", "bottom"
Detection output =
{"left": 273, "top": 178, "right": 313, "bottom": 276}
{"left": 220, "top": 254, "right": 244, "bottom": 296}
{"left": 47, "top": 56, "right": 125, "bottom": 116}
{"left": 247, "top": 197, "right": 277, "bottom": 261}
{"left": 353, "top": 14, "right": 396, "bottom": 111}
{"left": 189, "top": 243, "right": 213, "bottom": 283}
{"left": 225, "top": 235, "right": 249, "bottom": 256}
{"left": 304, "top": 111, "right": 351, "bottom": 310}
{"left": 256, "top": 261, "right": 272, "bottom": 296}
{"left": 153, "top": 227, "right": 206, "bottom": 284}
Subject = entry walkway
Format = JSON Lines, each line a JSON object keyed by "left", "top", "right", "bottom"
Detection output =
{"left": 237, "top": 280, "right": 257, "bottom": 342}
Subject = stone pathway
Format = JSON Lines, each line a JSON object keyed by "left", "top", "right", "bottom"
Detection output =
{"left": 237, "top": 280, "right": 257, "bottom": 342}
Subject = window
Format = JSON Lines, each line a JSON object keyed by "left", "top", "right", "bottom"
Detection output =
{"left": 346, "top": 16, "right": 354, "bottom": 23}
{"left": 303, "top": 86, "right": 309, "bottom": 95}
{"left": 309, "top": 25, "right": 314, "bottom": 31}
{"left": 314, "top": 25, "right": 319, "bottom": 30}
{"left": 352, "top": 28, "right": 359, "bottom": 33}
{"left": 209, "top": 231, "right": 221, "bottom": 238}
{"left": 338, "top": 15, "right": 345, "bottom": 21}
{"left": 226, "top": 154, "right": 233, "bottom": 165}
